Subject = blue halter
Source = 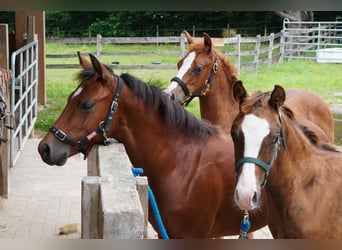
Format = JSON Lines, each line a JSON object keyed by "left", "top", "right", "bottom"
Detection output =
{"left": 235, "top": 113, "right": 287, "bottom": 188}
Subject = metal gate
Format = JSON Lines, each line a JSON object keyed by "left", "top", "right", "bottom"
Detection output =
{"left": 282, "top": 18, "right": 342, "bottom": 61}
{"left": 10, "top": 40, "right": 38, "bottom": 167}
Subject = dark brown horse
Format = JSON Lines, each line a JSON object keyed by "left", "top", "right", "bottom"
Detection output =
{"left": 231, "top": 82, "right": 342, "bottom": 238}
{"left": 164, "top": 30, "right": 334, "bottom": 142}
{"left": 38, "top": 52, "right": 269, "bottom": 238}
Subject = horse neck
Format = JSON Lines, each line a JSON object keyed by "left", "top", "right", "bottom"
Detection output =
{"left": 267, "top": 114, "right": 317, "bottom": 192}
{"left": 199, "top": 61, "right": 239, "bottom": 133}
{"left": 110, "top": 86, "right": 184, "bottom": 177}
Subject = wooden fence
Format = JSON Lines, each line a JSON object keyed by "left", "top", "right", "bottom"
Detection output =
{"left": 46, "top": 32, "right": 282, "bottom": 74}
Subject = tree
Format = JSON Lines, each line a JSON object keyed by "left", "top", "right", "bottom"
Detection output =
{"left": 275, "top": 11, "right": 314, "bottom": 22}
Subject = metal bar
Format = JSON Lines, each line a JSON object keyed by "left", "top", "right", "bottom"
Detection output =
{"left": 10, "top": 40, "right": 38, "bottom": 167}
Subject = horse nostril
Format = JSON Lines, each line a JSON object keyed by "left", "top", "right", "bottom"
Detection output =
{"left": 40, "top": 143, "right": 51, "bottom": 160}
{"left": 235, "top": 190, "right": 240, "bottom": 201}
{"left": 252, "top": 191, "right": 258, "bottom": 204}
{"left": 170, "top": 93, "right": 175, "bottom": 100}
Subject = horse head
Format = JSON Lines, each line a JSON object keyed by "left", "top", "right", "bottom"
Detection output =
{"left": 38, "top": 52, "right": 120, "bottom": 166}
{"left": 165, "top": 30, "right": 218, "bottom": 106}
{"left": 231, "top": 81, "right": 286, "bottom": 210}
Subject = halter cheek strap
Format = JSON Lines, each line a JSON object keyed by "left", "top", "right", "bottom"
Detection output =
{"left": 235, "top": 140, "right": 280, "bottom": 188}
{"left": 171, "top": 54, "right": 218, "bottom": 107}
{"left": 50, "top": 76, "right": 124, "bottom": 157}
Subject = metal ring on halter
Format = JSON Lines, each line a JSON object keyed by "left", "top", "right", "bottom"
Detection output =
{"left": 99, "top": 121, "right": 106, "bottom": 131}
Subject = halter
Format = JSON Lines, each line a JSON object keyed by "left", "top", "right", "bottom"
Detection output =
{"left": 171, "top": 53, "right": 218, "bottom": 107}
{"left": 50, "top": 75, "right": 124, "bottom": 157}
{"left": 235, "top": 113, "right": 287, "bottom": 188}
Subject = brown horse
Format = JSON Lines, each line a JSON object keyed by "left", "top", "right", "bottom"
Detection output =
{"left": 164, "top": 30, "right": 334, "bottom": 142}
{"left": 231, "top": 82, "right": 342, "bottom": 238}
{"left": 37, "top": 52, "right": 269, "bottom": 238}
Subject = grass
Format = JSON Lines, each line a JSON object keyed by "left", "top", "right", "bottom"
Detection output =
{"left": 36, "top": 44, "right": 342, "bottom": 133}
{"left": 240, "top": 59, "right": 342, "bottom": 104}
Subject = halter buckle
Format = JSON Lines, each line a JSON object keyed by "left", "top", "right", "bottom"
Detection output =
{"left": 54, "top": 129, "right": 67, "bottom": 142}
{"left": 213, "top": 58, "right": 218, "bottom": 73}
{"left": 200, "top": 81, "right": 211, "bottom": 96}
{"left": 181, "top": 94, "right": 193, "bottom": 107}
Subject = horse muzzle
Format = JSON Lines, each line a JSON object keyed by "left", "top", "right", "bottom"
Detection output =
{"left": 38, "top": 139, "right": 70, "bottom": 166}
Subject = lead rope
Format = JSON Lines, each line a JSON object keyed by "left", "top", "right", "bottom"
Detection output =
{"left": 132, "top": 167, "right": 169, "bottom": 239}
{"left": 239, "top": 210, "right": 250, "bottom": 239}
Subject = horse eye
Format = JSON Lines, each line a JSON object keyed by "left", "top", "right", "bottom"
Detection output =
{"left": 195, "top": 65, "right": 203, "bottom": 73}
{"left": 81, "top": 101, "right": 95, "bottom": 112}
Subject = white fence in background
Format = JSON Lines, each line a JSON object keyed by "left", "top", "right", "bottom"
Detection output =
{"left": 282, "top": 18, "right": 342, "bottom": 62}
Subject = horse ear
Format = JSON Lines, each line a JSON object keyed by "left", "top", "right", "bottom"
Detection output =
{"left": 89, "top": 53, "right": 104, "bottom": 79}
{"left": 233, "top": 80, "right": 247, "bottom": 104}
{"left": 184, "top": 30, "right": 193, "bottom": 44}
{"left": 203, "top": 32, "right": 212, "bottom": 53}
{"left": 77, "top": 51, "right": 91, "bottom": 68}
{"left": 269, "top": 85, "right": 286, "bottom": 110}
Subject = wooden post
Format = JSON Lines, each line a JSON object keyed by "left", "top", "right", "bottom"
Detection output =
{"left": 15, "top": 11, "right": 46, "bottom": 105}
{"left": 81, "top": 176, "right": 101, "bottom": 239}
{"left": 279, "top": 30, "right": 285, "bottom": 63}
{"left": 180, "top": 32, "right": 185, "bottom": 58}
{"left": 235, "top": 34, "right": 241, "bottom": 75}
{"left": 0, "top": 24, "right": 9, "bottom": 69}
{"left": 254, "top": 34, "right": 261, "bottom": 74}
{"left": 96, "top": 34, "right": 102, "bottom": 61}
{"left": 268, "top": 33, "right": 275, "bottom": 65}
{"left": 0, "top": 24, "right": 10, "bottom": 198}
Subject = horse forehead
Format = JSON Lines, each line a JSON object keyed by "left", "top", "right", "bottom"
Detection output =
{"left": 241, "top": 114, "right": 270, "bottom": 155}
{"left": 176, "top": 51, "right": 196, "bottom": 78}
{"left": 72, "top": 86, "right": 83, "bottom": 99}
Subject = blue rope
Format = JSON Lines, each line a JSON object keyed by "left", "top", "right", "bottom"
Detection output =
{"left": 132, "top": 167, "right": 169, "bottom": 239}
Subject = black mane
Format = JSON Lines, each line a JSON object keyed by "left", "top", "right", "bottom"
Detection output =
{"left": 120, "top": 73, "right": 219, "bottom": 138}
{"left": 76, "top": 67, "right": 219, "bottom": 138}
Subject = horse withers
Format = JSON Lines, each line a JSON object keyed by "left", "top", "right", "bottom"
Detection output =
{"left": 231, "top": 81, "right": 342, "bottom": 238}
{"left": 38, "top": 52, "right": 269, "bottom": 238}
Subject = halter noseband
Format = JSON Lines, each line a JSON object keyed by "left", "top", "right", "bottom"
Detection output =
{"left": 235, "top": 113, "right": 287, "bottom": 188}
{"left": 171, "top": 53, "right": 218, "bottom": 107}
{"left": 50, "top": 75, "right": 124, "bottom": 157}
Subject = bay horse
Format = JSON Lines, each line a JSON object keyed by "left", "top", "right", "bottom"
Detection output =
{"left": 231, "top": 82, "right": 342, "bottom": 238}
{"left": 164, "top": 30, "right": 334, "bottom": 142}
{"left": 37, "top": 52, "right": 269, "bottom": 238}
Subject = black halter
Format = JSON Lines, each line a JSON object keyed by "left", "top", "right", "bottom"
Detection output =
{"left": 171, "top": 53, "right": 218, "bottom": 107}
{"left": 50, "top": 75, "right": 124, "bottom": 157}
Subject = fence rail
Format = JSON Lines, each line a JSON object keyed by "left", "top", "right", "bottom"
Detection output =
{"left": 282, "top": 18, "right": 342, "bottom": 62}
{"left": 46, "top": 32, "right": 282, "bottom": 74}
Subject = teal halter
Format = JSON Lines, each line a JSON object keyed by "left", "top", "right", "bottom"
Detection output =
{"left": 235, "top": 113, "right": 287, "bottom": 188}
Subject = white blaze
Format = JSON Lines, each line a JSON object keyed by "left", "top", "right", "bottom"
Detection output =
{"left": 72, "top": 86, "right": 83, "bottom": 98}
{"left": 235, "top": 114, "right": 270, "bottom": 210}
{"left": 164, "top": 51, "right": 196, "bottom": 93}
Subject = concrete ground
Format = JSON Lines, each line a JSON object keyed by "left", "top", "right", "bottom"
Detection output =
{"left": 0, "top": 138, "right": 87, "bottom": 239}
{"left": 0, "top": 137, "right": 272, "bottom": 239}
